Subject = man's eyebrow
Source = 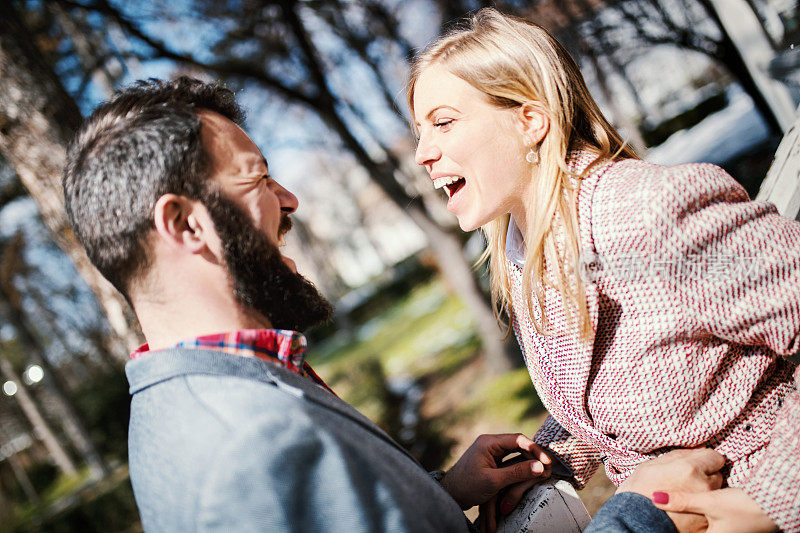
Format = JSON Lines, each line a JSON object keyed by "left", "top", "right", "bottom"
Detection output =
{"left": 243, "top": 156, "right": 270, "bottom": 177}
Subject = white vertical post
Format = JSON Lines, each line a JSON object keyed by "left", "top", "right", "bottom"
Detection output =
{"left": 757, "top": 106, "right": 800, "bottom": 220}
{"left": 710, "top": 0, "right": 796, "bottom": 131}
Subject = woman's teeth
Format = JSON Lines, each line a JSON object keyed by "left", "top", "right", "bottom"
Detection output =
{"left": 432, "top": 175, "right": 462, "bottom": 189}
{"left": 433, "top": 176, "right": 466, "bottom": 198}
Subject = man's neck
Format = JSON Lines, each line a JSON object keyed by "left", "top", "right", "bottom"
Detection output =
{"left": 134, "top": 291, "right": 272, "bottom": 351}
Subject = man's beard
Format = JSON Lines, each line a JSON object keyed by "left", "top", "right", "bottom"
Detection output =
{"left": 201, "top": 190, "right": 333, "bottom": 332}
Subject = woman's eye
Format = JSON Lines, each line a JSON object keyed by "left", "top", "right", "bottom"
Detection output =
{"left": 434, "top": 119, "right": 454, "bottom": 129}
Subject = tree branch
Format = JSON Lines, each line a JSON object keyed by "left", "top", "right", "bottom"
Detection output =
{"left": 56, "top": 0, "right": 321, "bottom": 109}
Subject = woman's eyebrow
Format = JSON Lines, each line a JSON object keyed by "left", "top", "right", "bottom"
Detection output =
{"left": 415, "top": 105, "right": 461, "bottom": 127}
{"left": 426, "top": 105, "right": 460, "bottom": 120}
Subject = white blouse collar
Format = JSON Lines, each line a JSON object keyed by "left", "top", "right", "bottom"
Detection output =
{"left": 505, "top": 215, "right": 525, "bottom": 268}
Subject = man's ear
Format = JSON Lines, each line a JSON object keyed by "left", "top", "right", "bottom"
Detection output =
{"left": 515, "top": 101, "right": 550, "bottom": 146}
{"left": 153, "top": 194, "right": 208, "bottom": 254}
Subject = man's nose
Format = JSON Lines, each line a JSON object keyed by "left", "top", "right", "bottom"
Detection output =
{"left": 275, "top": 182, "right": 298, "bottom": 213}
{"left": 414, "top": 134, "right": 441, "bottom": 167}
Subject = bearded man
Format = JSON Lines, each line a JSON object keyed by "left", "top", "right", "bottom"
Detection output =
{"left": 63, "top": 78, "right": 724, "bottom": 532}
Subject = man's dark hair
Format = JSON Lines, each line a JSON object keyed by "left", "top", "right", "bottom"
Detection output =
{"left": 63, "top": 77, "right": 245, "bottom": 298}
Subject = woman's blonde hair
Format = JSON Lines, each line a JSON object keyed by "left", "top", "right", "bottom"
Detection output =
{"left": 407, "top": 8, "right": 637, "bottom": 338}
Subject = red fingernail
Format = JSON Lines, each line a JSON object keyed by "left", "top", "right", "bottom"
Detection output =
{"left": 652, "top": 492, "right": 669, "bottom": 504}
{"left": 500, "top": 501, "right": 513, "bottom": 515}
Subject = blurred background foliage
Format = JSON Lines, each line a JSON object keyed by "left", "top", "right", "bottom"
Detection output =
{"left": 0, "top": 0, "right": 798, "bottom": 529}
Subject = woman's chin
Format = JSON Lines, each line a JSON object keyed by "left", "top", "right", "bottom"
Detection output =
{"left": 457, "top": 217, "right": 481, "bottom": 232}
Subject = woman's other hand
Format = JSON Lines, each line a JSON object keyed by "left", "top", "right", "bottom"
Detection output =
{"left": 653, "top": 487, "right": 777, "bottom": 533}
{"left": 618, "top": 448, "right": 725, "bottom": 532}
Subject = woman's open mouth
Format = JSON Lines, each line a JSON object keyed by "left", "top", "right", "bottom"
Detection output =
{"left": 433, "top": 175, "right": 466, "bottom": 198}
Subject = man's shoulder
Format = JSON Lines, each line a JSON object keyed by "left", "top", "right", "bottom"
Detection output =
{"left": 127, "top": 348, "right": 324, "bottom": 433}
{"left": 126, "top": 350, "right": 330, "bottom": 531}
{"left": 126, "top": 350, "right": 470, "bottom": 533}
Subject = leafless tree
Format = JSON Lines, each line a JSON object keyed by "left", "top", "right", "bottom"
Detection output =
{"left": 51, "top": 0, "right": 513, "bottom": 371}
{"left": 0, "top": 234, "right": 108, "bottom": 479}
{"left": 0, "top": 2, "right": 141, "bottom": 360}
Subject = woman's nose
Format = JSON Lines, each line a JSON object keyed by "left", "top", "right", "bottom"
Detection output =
{"left": 414, "top": 134, "right": 441, "bottom": 167}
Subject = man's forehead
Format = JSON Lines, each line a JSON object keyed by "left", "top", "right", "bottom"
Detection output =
{"left": 199, "top": 110, "right": 268, "bottom": 171}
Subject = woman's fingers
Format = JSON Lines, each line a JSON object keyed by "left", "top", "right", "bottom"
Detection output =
{"left": 708, "top": 472, "right": 724, "bottom": 491}
{"left": 689, "top": 448, "right": 727, "bottom": 475}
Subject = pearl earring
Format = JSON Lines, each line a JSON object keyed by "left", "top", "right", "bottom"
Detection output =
{"left": 525, "top": 148, "right": 539, "bottom": 164}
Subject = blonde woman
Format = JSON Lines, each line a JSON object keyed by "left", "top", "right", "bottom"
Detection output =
{"left": 409, "top": 8, "right": 798, "bottom": 532}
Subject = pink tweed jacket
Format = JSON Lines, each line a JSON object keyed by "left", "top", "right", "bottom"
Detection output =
{"left": 507, "top": 151, "right": 800, "bottom": 531}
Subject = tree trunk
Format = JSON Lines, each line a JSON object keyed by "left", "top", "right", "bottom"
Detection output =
{"left": 558, "top": 0, "right": 648, "bottom": 154}
{"left": 328, "top": 130, "right": 513, "bottom": 372}
{"left": 290, "top": 216, "right": 350, "bottom": 299}
{"left": 0, "top": 423, "right": 39, "bottom": 505}
{"left": 584, "top": 48, "right": 648, "bottom": 155}
{"left": 272, "top": 0, "right": 514, "bottom": 372}
{"left": 0, "top": 234, "right": 109, "bottom": 478}
{"left": 406, "top": 208, "right": 513, "bottom": 373}
{"left": 0, "top": 2, "right": 141, "bottom": 361}
{"left": 0, "top": 357, "right": 77, "bottom": 476}
{"left": 0, "top": 281, "right": 108, "bottom": 479}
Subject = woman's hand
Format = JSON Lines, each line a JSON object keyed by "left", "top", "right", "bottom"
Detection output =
{"left": 617, "top": 448, "right": 725, "bottom": 533}
{"left": 653, "top": 487, "right": 777, "bottom": 533}
{"left": 617, "top": 448, "right": 725, "bottom": 496}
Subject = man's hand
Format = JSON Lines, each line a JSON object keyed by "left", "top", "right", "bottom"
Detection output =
{"left": 617, "top": 448, "right": 725, "bottom": 533}
{"left": 653, "top": 487, "right": 777, "bottom": 533}
{"left": 440, "top": 433, "right": 551, "bottom": 511}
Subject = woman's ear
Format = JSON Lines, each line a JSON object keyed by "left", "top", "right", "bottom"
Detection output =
{"left": 516, "top": 101, "right": 550, "bottom": 146}
{"left": 153, "top": 194, "right": 208, "bottom": 254}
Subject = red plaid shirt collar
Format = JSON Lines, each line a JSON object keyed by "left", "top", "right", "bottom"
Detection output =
{"left": 131, "top": 329, "right": 335, "bottom": 395}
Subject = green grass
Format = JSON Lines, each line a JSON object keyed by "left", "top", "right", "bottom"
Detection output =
{"left": 312, "top": 280, "right": 478, "bottom": 383}
{"left": 11, "top": 467, "right": 92, "bottom": 526}
{"left": 10, "top": 466, "right": 139, "bottom": 532}
{"left": 462, "top": 368, "right": 544, "bottom": 434}
{"left": 310, "top": 279, "right": 545, "bottom": 440}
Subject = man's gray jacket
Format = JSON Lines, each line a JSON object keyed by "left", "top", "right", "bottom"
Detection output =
{"left": 126, "top": 348, "right": 469, "bottom": 532}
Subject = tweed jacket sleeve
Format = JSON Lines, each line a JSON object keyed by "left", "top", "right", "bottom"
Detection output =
{"left": 632, "top": 162, "right": 800, "bottom": 354}
{"left": 741, "top": 365, "right": 800, "bottom": 533}
{"left": 598, "top": 161, "right": 800, "bottom": 531}
{"left": 533, "top": 415, "right": 602, "bottom": 488}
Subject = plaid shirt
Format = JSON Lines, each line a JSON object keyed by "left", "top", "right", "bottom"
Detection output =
{"left": 131, "top": 329, "right": 335, "bottom": 395}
